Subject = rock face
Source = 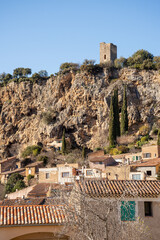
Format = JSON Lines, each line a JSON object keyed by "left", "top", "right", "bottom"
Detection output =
{"left": 0, "top": 68, "right": 160, "bottom": 156}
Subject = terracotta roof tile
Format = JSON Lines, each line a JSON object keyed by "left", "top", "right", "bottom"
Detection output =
{"left": 0, "top": 198, "right": 45, "bottom": 206}
{"left": 76, "top": 179, "right": 160, "bottom": 198}
{"left": 0, "top": 205, "right": 67, "bottom": 226}
{"left": 132, "top": 158, "right": 160, "bottom": 167}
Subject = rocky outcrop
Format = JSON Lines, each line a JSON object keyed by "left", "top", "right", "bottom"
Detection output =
{"left": 0, "top": 68, "right": 160, "bottom": 156}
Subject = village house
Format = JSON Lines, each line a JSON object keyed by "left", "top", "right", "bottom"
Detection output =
{"left": 39, "top": 163, "right": 80, "bottom": 184}
{"left": 141, "top": 144, "right": 160, "bottom": 159}
{"left": 112, "top": 152, "right": 142, "bottom": 164}
{"left": 25, "top": 161, "right": 43, "bottom": 178}
{"left": 0, "top": 205, "right": 69, "bottom": 240}
{"left": 1, "top": 179, "right": 160, "bottom": 240}
{"left": 0, "top": 168, "right": 25, "bottom": 184}
{"left": 89, "top": 155, "right": 117, "bottom": 171}
{"left": 88, "top": 150, "right": 116, "bottom": 171}
{"left": 104, "top": 164, "right": 131, "bottom": 180}
{"left": 130, "top": 158, "right": 160, "bottom": 180}
{"left": 0, "top": 156, "right": 19, "bottom": 173}
{"left": 73, "top": 179, "right": 160, "bottom": 240}
{"left": 83, "top": 168, "right": 102, "bottom": 178}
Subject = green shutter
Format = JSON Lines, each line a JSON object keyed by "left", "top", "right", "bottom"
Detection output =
{"left": 121, "top": 201, "right": 135, "bottom": 221}
{"left": 132, "top": 156, "right": 135, "bottom": 161}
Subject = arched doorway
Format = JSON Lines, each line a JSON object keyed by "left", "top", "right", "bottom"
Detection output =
{"left": 11, "top": 232, "right": 69, "bottom": 240}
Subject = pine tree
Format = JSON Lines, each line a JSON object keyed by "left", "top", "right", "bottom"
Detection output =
{"left": 157, "top": 129, "right": 160, "bottom": 145}
{"left": 121, "top": 85, "right": 128, "bottom": 135}
{"left": 62, "top": 128, "right": 66, "bottom": 155}
{"left": 109, "top": 96, "right": 115, "bottom": 147}
{"left": 113, "top": 88, "right": 120, "bottom": 138}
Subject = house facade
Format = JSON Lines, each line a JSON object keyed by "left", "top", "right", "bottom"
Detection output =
{"left": 74, "top": 179, "right": 160, "bottom": 240}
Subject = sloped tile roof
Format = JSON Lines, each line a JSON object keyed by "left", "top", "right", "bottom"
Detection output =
{"left": 132, "top": 158, "right": 160, "bottom": 167}
{"left": 0, "top": 198, "right": 45, "bottom": 206}
{"left": 0, "top": 205, "right": 67, "bottom": 226}
{"left": 76, "top": 179, "right": 160, "bottom": 198}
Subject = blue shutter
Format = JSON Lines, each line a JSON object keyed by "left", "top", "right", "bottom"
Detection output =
{"left": 121, "top": 201, "right": 136, "bottom": 221}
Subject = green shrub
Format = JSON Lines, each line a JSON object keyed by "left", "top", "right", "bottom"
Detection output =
{"left": 5, "top": 173, "right": 26, "bottom": 194}
{"left": 21, "top": 145, "right": 42, "bottom": 158}
{"left": 27, "top": 174, "right": 34, "bottom": 181}
{"left": 117, "top": 145, "right": 129, "bottom": 153}
{"left": 139, "top": 124, "right": 150, "bottom": 136}
{"left": 141, "top": 135, "right": 149, "bottom": 143}
{"left": 37, "top": 155, "right": 48, "bottom": 165}
{"left": 42, "top": 111, "right": 53, "bottom": 125}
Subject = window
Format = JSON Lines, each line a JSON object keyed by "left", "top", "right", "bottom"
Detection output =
{"left": 144, "top": 202, "right": 152, "bottom": 216}
{"left": 99, "top": 161, "right": 103, "bottom": 165}
{"left": 28, "top": 169, "right": 31, "bottom": 175}
{"left": 104, "top": 54, "right": 106, "bottom": 60}
{"left": 132, "top": 156, "right": 135, "bottom": 161}
{"left": 121, "top": 201, "right": 136, "bottom": 221}
{"left": 86, "top": 170, "right": 93, "bottom": 176}
{"left": 136, "top": 156, "right": 139, "bottom": 161}
{"left": 143, "top": 153, "right": 151, "bottom": 158}
{"left": 146, "top": 171, "right": 152, "bottom": 176}
{"left": 132, "top": 174, "right": 141, "bottom": 180}
{"left": 154, "top": 153, "right": 156, "bottom": 157}
{"left": 46, "top": 173, "right": 50, "bottom": 179}
{"left": 62, "top": 172, "right": 69, "bottom": 178}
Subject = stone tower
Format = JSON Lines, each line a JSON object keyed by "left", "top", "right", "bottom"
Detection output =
{"left": 100, "top": 42, "right": 117, "bottom": 64}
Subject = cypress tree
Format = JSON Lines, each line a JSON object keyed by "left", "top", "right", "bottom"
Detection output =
{"left": 109, "top": 96, "right": 115, "bottom": 147}
{"left": 113, "top": 88, "right": 120, "bottom": 138}
{"left": 121, "top": 85, "right": 128, "bottom": 135}
{"left": 157, "top": 129, "right": 160, "bottom": 145}
{"left": 82, "top": 146, "right": 86, "bottom": 160}
{"left": 62, "top": 128, "right": 66, "bottom": 155}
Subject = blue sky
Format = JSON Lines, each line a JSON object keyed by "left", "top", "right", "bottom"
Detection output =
{"left": 0, "top": 0, "right": 160, "bottom": 76}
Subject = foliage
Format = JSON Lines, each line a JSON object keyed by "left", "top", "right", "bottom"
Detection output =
{"left": 21, "top": 145, "right": 42, "bottom": 158}
{"left": 114, "top": 57, "right": 127, "bottom": 69}
{"left": 30, "top": 73, "right": 42, "bottom": 82}
{"left": 109, "top": 145, "right": 129, "bottom": 155}
{"left": 42, "top": 111, "right": 54, "bottom": 125}
{"left": 13, "top": 68, "right": 32, "bottom": 78}
{"left": 109, "top": 96, "right": 115, "bottom": 147}
{"left": 62, "top": 128, "right": 66, "bottom": 155}
{"left": 153, "top": 56, "right": 160, "bottom": 70}
{"left": 82, "top": 146, "right": 86, "bottom": 160}
{"left": 139, "top": 124, "right": 150, "bottom": 136}
{"left": 38, "top": 70, "right": 48, "bottom": 77}
{"left": 121, "top": 85, "right": 128, "bottom": 135}
{"left": 113, "top": 88, "right": 120, "bottom": 137}
{"left": 141, "top": 135, "right": 149, "bottom": 143}
{"left": 80, "top": 63, "right": 103, "bottom": 74}
{"left": 37, "top": 155, "right": 48, "bottom": 165}
{"left": 5, "top": 173, "right": 26, "bottom": 194}
{"left": 27, "top": 174, "right": 34, "bottom": 181}
{"left": 59, "top": 62, "right": 80, "bottom": 74}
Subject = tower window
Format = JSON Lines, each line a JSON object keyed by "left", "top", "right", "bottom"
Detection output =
{"left": 104, "top": 55, "right": 106, "bottom": 60}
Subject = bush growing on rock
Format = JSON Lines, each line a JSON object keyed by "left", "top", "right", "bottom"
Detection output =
{"left": 139, "top": 124, "right": 150, "bottom": 136}
{"left": 21, "top": 145, "right": 42, "bottom": 158}
{"left": 37, "top": 155, "right": 48, "bottom": 166}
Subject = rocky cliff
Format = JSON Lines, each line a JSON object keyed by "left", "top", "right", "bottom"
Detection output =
{"left": 0, "top": 68, "right": 160, "bottom": 157}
